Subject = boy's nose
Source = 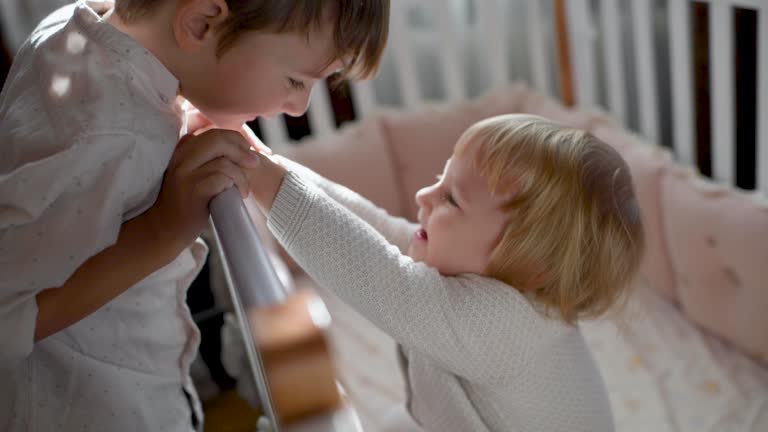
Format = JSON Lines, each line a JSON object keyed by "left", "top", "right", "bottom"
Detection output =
{"left": 283, "top": 88, "right": 312, "bottom": 117}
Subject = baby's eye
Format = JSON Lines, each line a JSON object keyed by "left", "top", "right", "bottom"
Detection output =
{"left": 287, "top": 77, "right": 305, "bottom": 91}
{"left": 444, "top": 192, "right": 458, "bottom": 207}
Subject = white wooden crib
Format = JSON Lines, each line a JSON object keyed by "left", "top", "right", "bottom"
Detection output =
{"left": 249, "top": 0, "right": 766, "bottom": 193}
{"left": 211, "top": 2, "right": 768, "bottom": 431}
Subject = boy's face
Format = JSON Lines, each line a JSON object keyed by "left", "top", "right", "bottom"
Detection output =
{"left": 180, "top": 26, "right": 342, "bottom": 130}
{"left": 408, "top": 141, "right": 512, "bottom": 276}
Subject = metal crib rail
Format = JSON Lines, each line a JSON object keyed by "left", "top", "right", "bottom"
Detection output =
{"left": 209, "top": 187, "right": 286, "bottom": 432}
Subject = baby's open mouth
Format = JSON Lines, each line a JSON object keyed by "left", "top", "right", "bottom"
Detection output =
{"left": 415, "top": 228, "right": 428, "bottom": 240}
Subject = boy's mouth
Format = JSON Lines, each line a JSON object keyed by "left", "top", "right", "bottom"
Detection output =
{"left": 415, "top": 228, "right": 428, "bottom": 240}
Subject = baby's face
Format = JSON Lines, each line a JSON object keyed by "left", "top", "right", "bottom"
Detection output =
{"left": 181, "top": 26, "right": 342, "bottom": 130}
{"left": 407, "top": 144, "right": 512, "bottom": 276}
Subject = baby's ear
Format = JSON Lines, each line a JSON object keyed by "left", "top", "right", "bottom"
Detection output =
{"left": 524, "top": 269, "right": 551, "bottom": 292}
{"left": 174, "top": 0, "right": 229, "bottom": 50}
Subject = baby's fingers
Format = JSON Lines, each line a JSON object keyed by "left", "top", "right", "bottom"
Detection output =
{"left": 241, "top": 123, "right": 272, "bottom": 155}
{"left": 186, "top": 109, "right": 213, "bottom": 135}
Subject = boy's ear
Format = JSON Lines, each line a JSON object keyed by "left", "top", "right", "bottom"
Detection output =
{"left": 174, "top": 0, "right": 229, "bottom": 52}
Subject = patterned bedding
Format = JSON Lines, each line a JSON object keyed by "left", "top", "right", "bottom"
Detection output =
{"left": 307, "top": 275, "right": 768, "bottom": 431}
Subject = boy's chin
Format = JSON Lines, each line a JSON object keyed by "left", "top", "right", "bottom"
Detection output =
{"left": 211, "top": 118, "right": 247, "bottom": 131}
{"left": 194, "top": 110, "right": 249, "bottom": 131}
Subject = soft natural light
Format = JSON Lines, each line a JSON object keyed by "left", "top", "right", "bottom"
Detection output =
{"left": 50, "top": 74, "right": 71, "bottom": 98}
{"left": 66, "top": 31, "right": 87, "bottom": 54}
{"left": 307, "top": 295, "right": 331, "bottom": 329}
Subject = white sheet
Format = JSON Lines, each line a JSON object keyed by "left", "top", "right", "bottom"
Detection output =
{"left": 581, "top": 282, "right": 768, "bottom": 432}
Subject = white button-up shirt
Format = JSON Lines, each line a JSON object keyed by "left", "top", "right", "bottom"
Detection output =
{"left": 0, "top": 2, "right": 206, "bottom": 430}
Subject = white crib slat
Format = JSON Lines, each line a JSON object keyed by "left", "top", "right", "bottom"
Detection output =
{"left": 631, "top": 0, "right": 659, "bottom": 142}
{"left": 307, "top": 81, "right": 335, "bottom": 137}
{"left": 389, "top": 1, "right": 421, "bottom": 109}
{"left": 476, "top": 0, "right": 507, "bottom": 88}
{"left": 526, "top": 0, "right": 551, "bottom": 95}
{"left": 565, "top": 0, "right": 598, "bottom": 107}
{"left": 599, "top": 0, "right": 627, "bottom": 124}
{"left": 668, "top": 0, "right": 695, "bottom": 165}
{"left": 434, "top": 1, "right": 465, "bottom": 102}
{"left": 349, "top": 81, "right": 377, "bottom": 120}
{"left": 260, "top": 117, "right": 290, "bottom": 151}
{"left": 709, "top": 2, "right": 735, "bottom": 185}
{"left": 759, "top": 6, "right": 768, "bottom": 191}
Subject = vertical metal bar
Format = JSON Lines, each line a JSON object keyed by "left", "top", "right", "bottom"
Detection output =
{"left": 209, "top": 188, "right": 288, "bottom": 432}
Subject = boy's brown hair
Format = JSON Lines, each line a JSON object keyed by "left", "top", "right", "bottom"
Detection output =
{"left": 115, "top": 0, "right": 390, "bottom": 80}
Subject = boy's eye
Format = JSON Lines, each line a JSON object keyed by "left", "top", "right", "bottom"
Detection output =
{"left": 287, "top": 78, "right": 305, "bottom": 91}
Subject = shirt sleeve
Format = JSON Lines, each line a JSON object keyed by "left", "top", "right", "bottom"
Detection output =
{"left": 267, "top": 172, "right": 566, "bottom": 384}
{"left": 275, "top": 155, "right": 417, "bottom": 254}
{"left": 0, "top": 132, "right": 144, "bottom": 371}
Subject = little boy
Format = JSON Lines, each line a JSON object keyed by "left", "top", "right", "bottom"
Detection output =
{"left": 0, "top": 1, "right": 388, "bottom": 430}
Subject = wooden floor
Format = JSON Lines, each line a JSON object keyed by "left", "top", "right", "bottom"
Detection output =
{"left": 203, "top": 390, "right": 261, "bottom": 432}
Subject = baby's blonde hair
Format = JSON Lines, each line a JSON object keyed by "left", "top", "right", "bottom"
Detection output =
{"left": 456, "top": 114, "right": 644, "bottom": 324}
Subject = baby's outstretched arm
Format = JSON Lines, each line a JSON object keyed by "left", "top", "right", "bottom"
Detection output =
{"left": 32, "top": 130, "right": 259, "bottom": 343}
{"left": 272, "top": 156, "right": 417, "bottom": 253}
{"left": 246, "top": 155, "right": 562, "bottom": 384}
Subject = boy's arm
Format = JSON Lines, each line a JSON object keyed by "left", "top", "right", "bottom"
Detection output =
{"left": 33, "top": 212, "right": 176, "bottom": 341}
{"left": 274, "top": 156, "right": 416, "bottom": 254}
{"left": 249, "top": 164, "right": 562, "bottom": 384}
{"left": 0, "top": 129, "right": 257, "bottom": 370}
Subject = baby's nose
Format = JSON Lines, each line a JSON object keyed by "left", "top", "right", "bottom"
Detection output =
{"left": 415, "top": 188, "right": 429, "bottom": 207}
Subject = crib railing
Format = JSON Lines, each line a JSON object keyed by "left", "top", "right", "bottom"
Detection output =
{"left": 255, "top": 0, "right": 766, "bottom": 193}
{"left": 565, "top": 0, "right": 766, "bottom": 191}
{"left": 209, "top": 188, "right": 285, "bottom": 431}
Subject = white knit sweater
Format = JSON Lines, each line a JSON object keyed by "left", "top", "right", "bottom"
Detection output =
{"left": 267, "top": 161, "right": 615, "bottom": 432}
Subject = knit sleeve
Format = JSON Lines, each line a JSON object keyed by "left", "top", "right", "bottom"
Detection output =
{"left": 275, "top": 155, "right": 416, "bottom": 254}
{"left": 267, "top": 172, "right": 565, "bottom": 384}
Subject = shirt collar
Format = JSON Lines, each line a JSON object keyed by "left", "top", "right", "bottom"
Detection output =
{"left": 74, "top": 0, "right": 180, "bottom": 107}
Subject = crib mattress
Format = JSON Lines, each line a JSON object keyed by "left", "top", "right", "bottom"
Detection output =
{"left": 581, "top": 282, "right": 768, "bottom": 432}
{"left": 305, "top": 276, "right": 768, "bottom": 432}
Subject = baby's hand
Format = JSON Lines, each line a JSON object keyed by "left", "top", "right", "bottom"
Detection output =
{"left": 245, "top": 153, "right": 288, "bottom": 214}
{"left": 146, "top": 129, "right": 261, "bottom": 254}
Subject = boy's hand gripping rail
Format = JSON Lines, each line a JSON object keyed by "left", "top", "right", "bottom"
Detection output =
{"left": 209, "top": 187, "right": 286, "bottom": 432}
